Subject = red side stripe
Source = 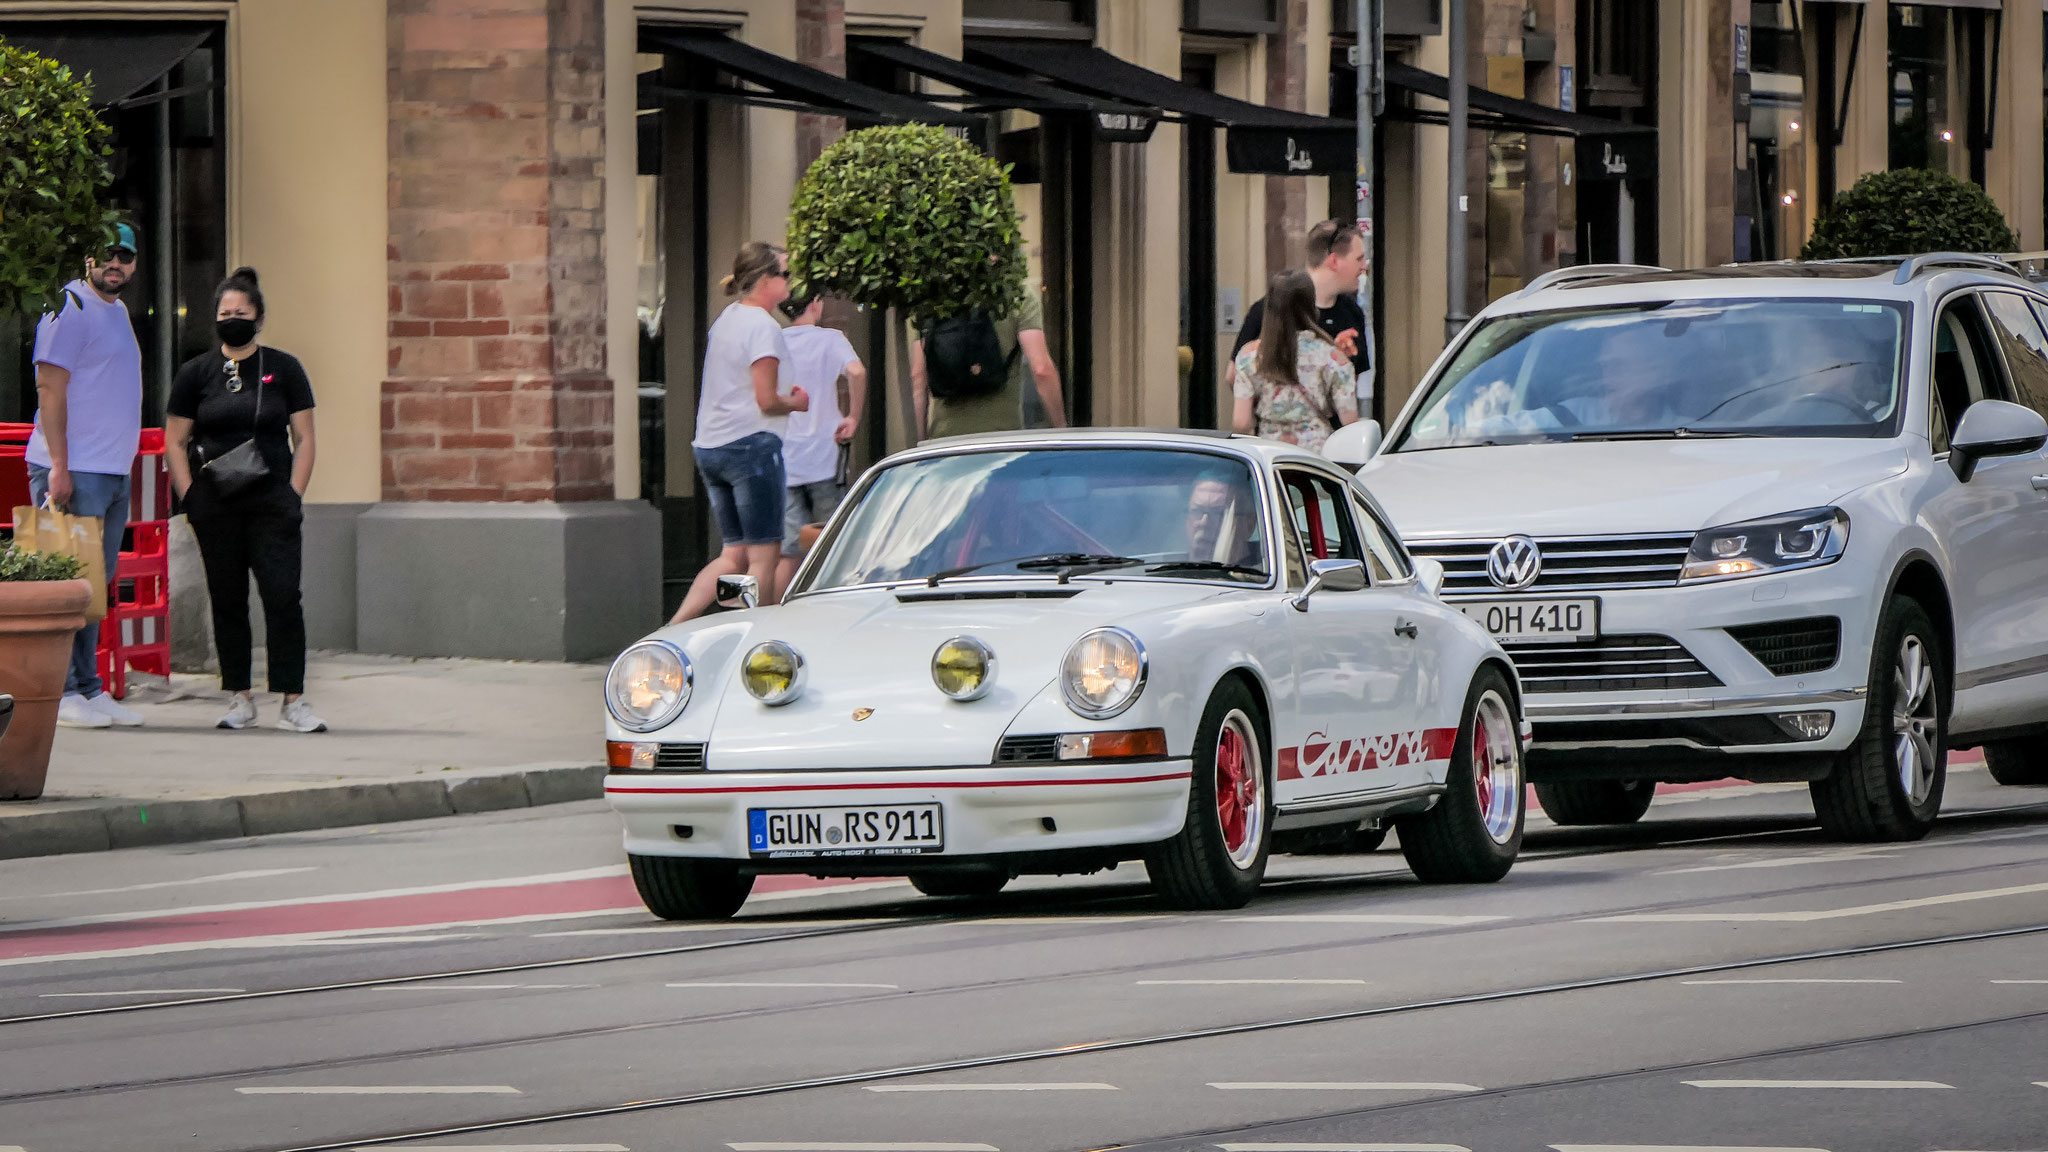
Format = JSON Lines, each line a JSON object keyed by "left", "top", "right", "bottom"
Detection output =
{"left": 607, "top": 771, "right": 1192, "bottom": 796}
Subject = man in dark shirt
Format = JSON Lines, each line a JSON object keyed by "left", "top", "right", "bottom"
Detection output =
{"left": 1231, "top": 218, "right": 1371, "bottom": 380}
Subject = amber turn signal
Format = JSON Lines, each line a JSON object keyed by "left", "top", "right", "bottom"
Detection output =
{"left": 606, "top": 741, "right": 657, "bottom": 770}
{"left": 1056, "top": 728, "right": 1168, "bottom": 761}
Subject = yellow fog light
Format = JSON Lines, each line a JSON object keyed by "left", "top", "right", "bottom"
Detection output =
{"left": 1060, "top": 627, "right": 1147, "bottom": 719}
{"left": 742, "top": 640, "right": 806, "bottom": 705}
{"left": 932, "top": 636, "right": 997, "bottom": 701}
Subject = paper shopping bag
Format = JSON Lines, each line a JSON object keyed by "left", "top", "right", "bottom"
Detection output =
{"left": 12, "top": 503, "right": 107, "bottom": 622}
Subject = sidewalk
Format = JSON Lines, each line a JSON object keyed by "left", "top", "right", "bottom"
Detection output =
{"left": 0, "top": 652, "right": 607, "bottom": 859}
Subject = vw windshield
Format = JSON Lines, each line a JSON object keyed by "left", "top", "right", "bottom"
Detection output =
{"left": 1392, "top": 298, "right": 1907, "bottom": 451}
{"left": 800, "top": 448, "right": 1270, "bottom": 592}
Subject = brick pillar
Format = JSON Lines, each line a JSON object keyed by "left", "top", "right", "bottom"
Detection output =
{"left": 796, "top": 0, "right": 846, "bottom": 171}
{"left": 385, "top": 0, "right": 611, "bottom": 503}
{"left": 1264, "top": 0, "right": 1309, "bottom": 274}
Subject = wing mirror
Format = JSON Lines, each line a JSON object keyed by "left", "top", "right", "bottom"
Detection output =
{"left": 1413, "top": 556, "right": 1446, "bottom": 597}
{"left": 714, "top": 574, "right": 760, "bottom": 611}
{"left": 1321, "top": 419, "right": 1382, "bottom": 470}
{"left": 1950, "top": 399, "right": 2048, "bottom": 482}
{"left": 1290, "top": 558, "right": 1368, "bottom": 611}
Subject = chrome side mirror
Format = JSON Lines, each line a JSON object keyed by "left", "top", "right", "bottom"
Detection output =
{"left": 715, "top": 574, "right": 760, "bottom": 611}
{"left": 1289, "top": 557, "right": 1368, "bottom": 611}
{"left": 1321, "top": 419, "right": 1383, "bottom": 470}
{"left": 1951, "top": 399, "right": 2048, "bottom": 482}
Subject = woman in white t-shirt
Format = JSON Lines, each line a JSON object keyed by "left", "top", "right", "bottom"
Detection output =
{"left": 772, "top": 291, "right": 866, "bottom": 599}
{"left": 670, "top": 243, "right": 810, "bottom": 622}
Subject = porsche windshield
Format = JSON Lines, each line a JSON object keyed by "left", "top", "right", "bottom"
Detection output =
{"left": 1393, "top": 298, "right": 1907, "bottom": 451}
{"left": 803, "top": 448, "right": 1269, "bottom": 591}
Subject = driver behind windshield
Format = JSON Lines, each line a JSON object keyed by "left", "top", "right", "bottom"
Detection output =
{"left": 1183, "top": 474, "right": 1262, "bottom": 569}
{"left": 1560, "top": 322, "right": 1681, "bottom": 431}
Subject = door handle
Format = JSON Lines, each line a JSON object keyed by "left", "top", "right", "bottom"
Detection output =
{"left": 2032, "top": 475, "right": 2048, "bottom": 493}
{"left": 1394, "top": 619, "right": 1419, "bottom": 639}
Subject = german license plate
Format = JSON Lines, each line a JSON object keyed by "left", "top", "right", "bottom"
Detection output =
{"left": 747, "top": 804, "right": 944, "bottom": 857}
{"left": 1456, "top": 598, "right": 1600, "bottom": 645}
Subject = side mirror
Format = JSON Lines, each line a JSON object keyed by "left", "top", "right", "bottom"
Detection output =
{"left": 1413, "top": 556, "right": 1446, "bottom": 597}
{"left": 1290, "top": 557, "right": 1368, "bottom": 611}
{"left": 1322, "top": 419, "right": 1383, "bottom": 470}
{"left": 1950, "top": 399, "right": 2048, "bottom": 482}
{"left": 714, "top": 574, "right": 760, "bottom": 611}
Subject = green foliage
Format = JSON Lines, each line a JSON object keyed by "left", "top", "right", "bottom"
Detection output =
{"left": 0, "top": 544, "right": 83, "bottom": 582}
{"left": 787, "top": 125, "right": 1026, "bottom": 324}
{"left": 0, "top": 38, "right": 116, "bottom": 318}
{"left": 1802, "top": 167, "right": 2018, "bottom": 260}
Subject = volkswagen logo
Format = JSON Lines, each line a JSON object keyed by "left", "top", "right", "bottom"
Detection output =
{"left": 1485, "top": 535, "right": 1543, "bottom": 591}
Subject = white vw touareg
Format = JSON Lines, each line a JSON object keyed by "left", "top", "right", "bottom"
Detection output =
{"left": 1329, "top": 254, "right": 2048, "bottom": 842}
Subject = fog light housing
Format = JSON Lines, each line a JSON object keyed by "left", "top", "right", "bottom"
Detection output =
{"left": 932, "top": 636, "right": 996, "bottom": 701}
{"left": 742, "top": 641, "right": 806, "bottom": 705}
{"left": 1057, "top": 728, "right": 1169, "bottom": 760}
{"left": 606, "top": 740, "right": 658, "bottom": 770}
{"left": 1770, "top": 710, "right": 1835, "bottom": 741}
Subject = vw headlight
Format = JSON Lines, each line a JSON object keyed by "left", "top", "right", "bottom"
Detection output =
{"left": 742, "top": 640, "right": 806, "bottom": 705}
{"left": 932, "top": 636, "right": 996, "bottom": 701}
{"left": 1060, "top": 627, "right": 1147, "bottom": 719}
{"left": 605, "top": 640, "right": 692, "bottom": 732}
{"left": 1681, "top": 507, "right": 1849, "bottom": 583}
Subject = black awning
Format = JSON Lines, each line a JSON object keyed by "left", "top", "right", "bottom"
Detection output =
{"left": 852, "top": 40, "right": 1157, "bottom": 142}
{"left": 642, "top": 31, "right": 978, "bottom": 127}
{"left": 1382, "top": 61, "right": 1656, "bottom": 142}
{"left": 0, "top": 23, "right": 210, "bottom": 107}
{"left": 970, "top": 39, "right": 1352, "bottom": 174}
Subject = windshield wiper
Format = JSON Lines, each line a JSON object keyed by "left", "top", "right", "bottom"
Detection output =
{"left": 926, "top": 552, "right": 1143, "bottom": 586}
{"left": 1570, "top": 428, "right": 1744, "bottom": 442}
{"left": 1144, "top": 561, "right": 1268, "bottom": 580}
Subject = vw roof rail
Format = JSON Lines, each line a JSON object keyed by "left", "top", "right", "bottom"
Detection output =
{"left": 1519, "top": 263, "right": 1670, "bottom": 296}
{"left": 1892, "top": 252, "right": 2018, "bottom": 284}
{"left": 1997, "top": 250, "right": 2048, "bottom": 283}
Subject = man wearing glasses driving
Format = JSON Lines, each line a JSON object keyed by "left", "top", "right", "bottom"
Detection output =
{"left": 27, "top": 222, "right": 147, "bottom": 729}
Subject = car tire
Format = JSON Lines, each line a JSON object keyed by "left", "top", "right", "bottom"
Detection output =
{"left": 909, "top": 869, "right": 1011, "bottom": 898}
{"left": 1983, "top": 735, "right": 2048, "bottom": 786}
{"left": 628, "top": 853, "right": 755, "bottom": 920}
{"left": 1533, "top": 779, "right": 1656, "bottom": 826}
{"left": 1398, "top": 668, "right": 1524, "bottom": 884}
{"left": 1811, "top": 596, "right": 1946, "bottom": 843}
{"left": 1146, "top": 679, "right": 1271, "bottom": 910}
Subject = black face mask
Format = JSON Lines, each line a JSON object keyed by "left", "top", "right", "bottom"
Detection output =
{"left": 216, "top": 317, "right": 259, "bottom": 348}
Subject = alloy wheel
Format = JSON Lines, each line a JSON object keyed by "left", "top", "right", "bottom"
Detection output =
{"left": 1892, "top": 635, "right": 1939, "bottom": 806}
{"left": 1214, "top": 709, "right": 1266, "bottom": 869}
{"left": 1472, "top": 690, "right": 1523, "bottom": 845}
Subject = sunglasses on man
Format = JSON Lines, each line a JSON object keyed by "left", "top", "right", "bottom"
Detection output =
{"left": 100, "top": 248, "right": 137, "bottom": 265}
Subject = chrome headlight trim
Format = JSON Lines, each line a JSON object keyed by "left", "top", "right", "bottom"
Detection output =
{"left": 1060, "top": 626, "right": 1149, "bottom": 720}
{"left": 1679, "top": 507, "right": 1851, "bottom": 584}
{"left": 604, "top": 639, "right": 693, "bottom": 733}
{"left": 742, "top": 640, "right": 807, "bottom": 706}
{"left": 932, "top": 635, "right": 998, "bottom": 702}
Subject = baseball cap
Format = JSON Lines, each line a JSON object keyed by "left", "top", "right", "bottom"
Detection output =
{"left": 109, "top": 222, "right": 138, "bottom": 255}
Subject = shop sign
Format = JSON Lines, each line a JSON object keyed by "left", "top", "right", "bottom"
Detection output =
{"left": 1225, "top": 125, "right": 1351, "bottom": 175}
{"left": 1578, "top": 132, "right": 1657, "bottom": 183}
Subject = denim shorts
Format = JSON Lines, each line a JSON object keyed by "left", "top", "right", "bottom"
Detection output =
{"left": 695, "top": 431, "right": 786, "bottom": 547}
{"left": 782, "top": 479, "right": 846, "bottom": 557}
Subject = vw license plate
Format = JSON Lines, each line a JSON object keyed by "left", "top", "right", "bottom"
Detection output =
{"left": 1456, "top": 598, "right": 1600, "bottom": 645}
{"left": 748, "top": 804, "right": 944, "bottom": 857}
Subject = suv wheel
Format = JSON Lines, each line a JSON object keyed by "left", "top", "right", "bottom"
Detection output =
{"left": 1533, "top": 779, "right": 1656, "bottom": 826}
{"left": 1983, "top": 735, "right": 2048, "bottom": 786}
{"left": 1811, "top": 596, "right": 1946, "bottom": 842}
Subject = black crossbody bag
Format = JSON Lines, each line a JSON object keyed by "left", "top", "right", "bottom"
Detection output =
{"left": 194, "top": 351, "right": 273, "bottom": 497}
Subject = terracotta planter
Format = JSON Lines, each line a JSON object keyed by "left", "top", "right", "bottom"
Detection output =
{"left": 0, "top": 579, "right": 92, "bottom": 801}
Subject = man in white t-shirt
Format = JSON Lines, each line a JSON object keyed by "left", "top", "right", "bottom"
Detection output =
{"left": 773, "top": 293, "right": 866, "bottom": 599}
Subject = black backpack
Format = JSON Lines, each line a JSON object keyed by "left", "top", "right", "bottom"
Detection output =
{"left": 922, "top": 311, "right": 1017, "bottom": 400}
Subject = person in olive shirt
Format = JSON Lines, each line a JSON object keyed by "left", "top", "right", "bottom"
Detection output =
{"left": 164, "top": 267, "right": 326, "bottom": 734}
{"left": 911, "top": 285, "right": 1068, "bottom": 440}
{"left": 1231, "top": 218, "right": 1371, "bottom": 384}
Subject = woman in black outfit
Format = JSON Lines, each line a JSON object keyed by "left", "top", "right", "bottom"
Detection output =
{"left": 165, "top": 267, "right": 326, "bottom": 732}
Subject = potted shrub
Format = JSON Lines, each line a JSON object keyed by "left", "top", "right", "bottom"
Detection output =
{"left": 1802, "top": 168, "right": 2018, "bottom": 260}
{"left": 0, "top": 546, "right": 92, "bottom": 801}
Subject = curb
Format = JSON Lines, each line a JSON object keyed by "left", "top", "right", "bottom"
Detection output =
{"left": 0, "top": 764, "right": 606, "bottom": 860}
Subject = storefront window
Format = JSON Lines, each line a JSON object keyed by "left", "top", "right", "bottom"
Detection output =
{"left": 1748, "top": 2, "right": 1804, "bottom": 260}
{"left": 1890, "top": 5, "right": 1956, "bottom": 173}
{"left": 1484, "top": 132, "right": 1527, "bottom": 302}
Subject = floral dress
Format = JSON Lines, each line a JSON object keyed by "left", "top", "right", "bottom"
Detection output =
{"left": 1232, "top": 332, "right": 1358, "bottom": 453}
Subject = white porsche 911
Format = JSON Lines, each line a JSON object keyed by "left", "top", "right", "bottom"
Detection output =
{"left": 603, "top": 430, "right": 1527, "bottom": 919}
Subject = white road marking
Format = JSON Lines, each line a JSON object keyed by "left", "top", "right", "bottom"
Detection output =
{"left": 748, "top": 880, "right": 914, "bottom": 902}
{"left": 0, "top": 917, "right": 607, "bottom": 969}
{"left": 1138, "top": 979, "right": 1367, "bottom": 986}
{"left": 1680, "top": 979, "right": 1902, "bottom": 985}
{"left": 1992, "top": 979, "right": 2048, "bottom": 984}
{"left": 536, "top": 919, "right": 892, "bottom": 937}
{"left": 1589, "top": 880, "right": 2048, "bottom": 922}
{"left": 864, "top": 1083, "right": 1116, "bottom": 1092}
{"left": 39, "top": 987, "right": 246, "bottom": 997}
{"left": 1216, "top": 1144, "right": 1469, "bottom": 1152}
{"left": 1204, "top": 1074, "right": 1482, "bottom": 1082}
{"left": 266, "top": 934, "right": 479, "bottom": 946}
{"left": 371, "top": 984, "right": 603, "bottom": 992}
{"left": 0, "top": 867, "right": 318, "bottom": 903}
{"left": 958, "top": 916, "right": 1167, "bottom": 925}
{"left": 1684, "top": 1079, "right": 1951, "bottom": 1089}
{"left": 1551, "top": 1146, "right": 1832, "bottom": 1152}
{"left": 1642, "top": 782, "right": 1810, "bottom": 805}
{"left": 238, "top": 1085, "right": 523, "bottom": 1095}
{"left": 1225, "top": 914, "right": 1506, "bottom": 926}
{"left": 362, "top": 1147, "right": 628, "bottom": 1151}
{"left": 1655, "top": 852, "right": 1894, "bottom": 875}
{"left": 728, "top": 1145, "right": 997, "bottom": 1152}
{"left": 666, "top": 982, "right": 898, "bottom": 989}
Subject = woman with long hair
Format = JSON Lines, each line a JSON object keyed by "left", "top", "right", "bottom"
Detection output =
{"left": 669, "top": 242, "right": 810, "bottom": 622}
{"left": 1230, "top": 268, "right": 1358, "bottom": 451}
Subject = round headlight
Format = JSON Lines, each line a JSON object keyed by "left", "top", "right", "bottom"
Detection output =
{"left": 742, "top": 640, "right": 806, "bottom": 705}
{"left": 932, "top": 636, "right": 996, "bottom": 701}
{"left": 605, "top": 640, "right": 692, "bottom": 732}
{"left": 1060, "top": 627, "right": 1147, "bottom": 719}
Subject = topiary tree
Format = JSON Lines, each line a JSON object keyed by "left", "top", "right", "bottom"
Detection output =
{"left": 1802, "top": 167, "right": 2018, "bottom": 260}
{"left": 786, "top": 124, "right": 1025, "bottom": 325}
{"left": 0, "top": 38, "right": 116, "bottom": 318}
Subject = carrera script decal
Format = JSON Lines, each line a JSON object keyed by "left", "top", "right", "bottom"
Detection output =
{"left": 1276, "top": 726, "right": 1459, "bottom": 782}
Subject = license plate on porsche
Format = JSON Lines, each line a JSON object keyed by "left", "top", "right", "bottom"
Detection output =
{"left": 747, "top": 804, "right": 945, "bottom": 857}
{"left": 1456, "top": 598, "right": 1600, "bottom": 645}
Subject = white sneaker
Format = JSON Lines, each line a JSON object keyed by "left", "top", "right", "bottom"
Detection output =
{"left": 57, "top": 693, "right": 111, "bottom": 729}
{"left": 277, "top": 699, "right": 328, "bottom": 733}
{"left": 86, "top": 691, "right": 144, "bottom": 727}
{"left": 217, "top": 694, "right": 258, "bottom": 730}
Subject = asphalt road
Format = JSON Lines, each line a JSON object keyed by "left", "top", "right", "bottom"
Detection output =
{"left": 2, "top": 763, "right": 2046, "bottom": 1152}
